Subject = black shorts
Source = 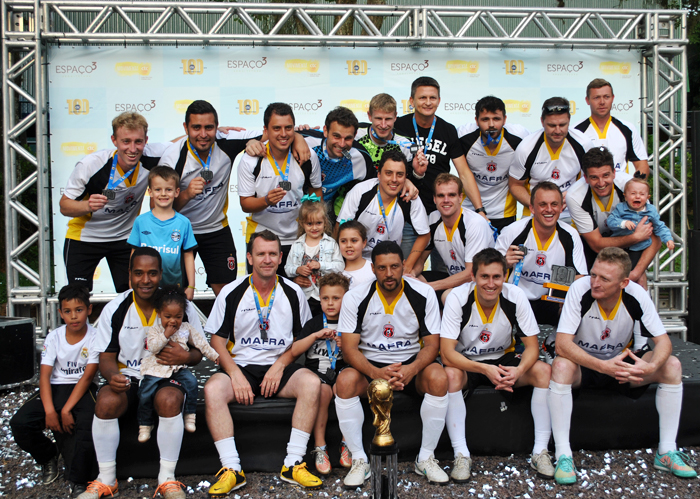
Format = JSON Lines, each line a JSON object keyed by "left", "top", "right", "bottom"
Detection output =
{"left": 579, "top": 347, "right": 651, "bottom": 400}
{"left": 220, "top": 362, "right": 304, "bottom": 397}
{"left": 193, "top": 228, "right": 238, "bottom": 286}
{"left": 364, "top": 354, "right": 441, "bottom": 398}
{"left": 311, "top": 360, "right": 348, "bottom": 386}
{"left": 465, "top": 351, "right": 521, "bottom": 392}
{"left": 625, "top": 249, "right": 644, "bottom": 270}
{"left": 488, "top": 216, "right": 516, "bottom": 235}
{"left": 529, "top": 298, "right": 561, "bottom": 327}
{"left": 63, "top": 238, "right": 131, "bottom": 292}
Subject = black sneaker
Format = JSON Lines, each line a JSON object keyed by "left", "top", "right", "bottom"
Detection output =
{"left": 70, "top": 482, "right": 87, "bottom": 498}
{"left": 41, "top": 455, "right": 59, "bottom": 485}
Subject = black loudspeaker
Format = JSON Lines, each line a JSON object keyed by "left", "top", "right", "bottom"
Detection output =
{"left": 689, "top": 231, "right": 700, "bottom": 344}
{"left": 0, "top": 317, "right": 36, "bottom": 387}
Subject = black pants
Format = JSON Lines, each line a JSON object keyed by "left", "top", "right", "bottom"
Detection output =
{"left": 10, "top": 384, "right": 98, "bottom": 484}
{"left": 63, "top": 238, "right": 131, "bottom": 292}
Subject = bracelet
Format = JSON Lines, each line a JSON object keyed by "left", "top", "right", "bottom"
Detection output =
{"left": 264, "top": 194, "right": 271, "bottom": 206}
{"left": 187, "top": 285, "right": 195, "bottom": 289}
{"left": 475, "top": 207, "right": 487, "bottom": 215}
{"left": 412, "top": 169, "right": 426, "bottom": 180}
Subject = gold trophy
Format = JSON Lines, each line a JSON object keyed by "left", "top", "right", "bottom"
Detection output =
{"left": 368, "top": 379, "right": 395, "bottom": 447}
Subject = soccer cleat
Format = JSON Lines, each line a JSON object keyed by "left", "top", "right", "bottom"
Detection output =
{"left": 343, "top": 459, "right": 370, "bottom": 490}
{"left": 415, "top": 456, "right": 449, "bottom": 485}
{"left": 76, "top": 479, "right": 119, "bottom": 499}
{"left": 553, "top": 455, "right": 577, "bottom": 485}
{"left": 654, "top": 450, "right": 698, "bottom": 478}
{"left": 312, "top": 447, "right": 331, "bottom": 475}
{"left": 184, "top": 414, "right": 196, "bottom": 433}
{"left": 450, "top": 453, "right": 472, "bottom": 483}
{"left": 70, "top": 482, "right": 87, "bottom": 499}
{"left": 531, "top": 450, "right": 555, "bottom": 479}
{"left": 154, "top": 479, "right": 186, "bottom": 499}
{"left": 208, "top": 468, "right": 246, "bottom": 496}
{"left": 41, "top": 455, "right": 59, "bottom": 485}
{"left": 280, "top": 461, "right": 323, "bottom": 490}
{"left": 138, "top": 425, "right": 154, "bottom": 443}
{"left": 339, "top": 441, "right": 352, "bottom": 468}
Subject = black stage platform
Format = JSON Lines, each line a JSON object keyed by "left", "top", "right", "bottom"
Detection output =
{"left": 113, "top": 336, "right": 700, "bottom": 477}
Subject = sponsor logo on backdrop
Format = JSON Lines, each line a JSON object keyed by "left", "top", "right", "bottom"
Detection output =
{"left": 237, "top": 99, "right": 260, "bottom": 115}
{"left": 285, "top": 59, "right": 320, "bottom": 74}
{"left": 444, "top": 101, "right": 476, "bottom": 112}
{"left": 546, "top": 61, "right": 584, "bottom": 73}
{"left": 446, "top": 60, "right": 479, "bottom": 74}
{"left": 289, "top": 99, "right": 323, "bottom": 112}
{"left": 227, "top": 57, "right": 268, "bottom": 70}
{"left": 54, "top": 62, "right": 98, "bottom": 76}
{"left": 612, "top": 100, "right": 634, "bottom": 112}
{"left": 401, "top": 100, "right": 415, "bottom": 114}
{"left": 504, "top": 60, "right": 525, "bottom": 75}
{"left": 346, "top": 60, "right": 369, "bottom": 75}
{"left": 390, "top": 60, "right": 429, "bottom": 73}
{"left": 599, "top": 61, "right": 632, "bottom": 75}
{"left": 503, "top": 100, "right": 531, "bottom": 114}
{"left": 66, "top": 99, "right": 90, "bottom": 115}
{"left": 115, "top": 100, "right": 157, "bottom": 113}
{"left": 340, "top": 99, "right": 369, "bottom": 113}
{"left": 181, "top": 59, "right": 205, "bottom": 75}
{"left": 114, "top": 62, "right": 152, "bottom": 78}
{"left": 61, "top": 142, "right": 98, "bottom": 156}
{"left": 174, "top": 100, "right": 194, "bottom": 113}
{"left": 569, "top": 101, "right": 577, "bottom": 115}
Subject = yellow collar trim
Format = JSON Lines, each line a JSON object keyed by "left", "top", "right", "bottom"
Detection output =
{"left": 377, "top": 193, "right": 397, "bottom": 215}
{"left": 132, "top": 293, "right": 156, "bottom": 327}
{"left": 544, "top": 136, "right": 565, "bottom": 160}
{"left": 475, "top": 290, "right": 498, "bottom": 324}
{"left": 377, "top": 280, "right": 404, "bottom": 315}
{"left": 266, "top": 143, "right": 290, "bottom": 178}
{"left": 592, "top": 190, "right": 614, "bottom": 213}
{"left": 484, "top": 130, "right": 504, "bottom": 157}
{"left": 444, "top": 209, "right": 463, "bottom": 243}
{"left": 589, "top": 116, "right": 612, "bottom": 139}
{"left": 250, "top": 276, "right": 278, "bottom": 307}
{"left": 599, "top": 291, "right": 623, "bottom": 321}
{"left": 532, "top": 222, "right": 556, "bottom": 251}
{"left": 186, "top": 139, "right": 215, "bottom": 168}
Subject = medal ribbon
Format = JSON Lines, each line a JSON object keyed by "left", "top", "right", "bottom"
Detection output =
{"left": 187, "top": 139, "right": 213, "bottom": 173}
{"left": 412, "top": 115, "right": 436, "bottom": 155}
{"left": 376, "top": 192, "right": 397, "bottom": 233}
{"left": 323, "top": 313, "right": 340, "bottom": 370}
{"left": 107, "top": 152, "right": 136, "bottom": 190}
{"left": 250, "top": 275, "right": 277, "bottom": 338}
{"left": 369, "top": 127, "right": 414, "bottom": 148}
{"left": 321, "top": 140, "right": 347, "bottom": 164}
{"left": 266, "top": 143, "right": 292, "bottom": 182}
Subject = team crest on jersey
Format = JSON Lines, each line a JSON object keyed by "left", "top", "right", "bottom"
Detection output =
{"left": 321, "top": 172, "right": 326, "bottom": 181}
{"left": 227, "top": 256, "right": 236, "bottom": 271}
{"left": 383, "top": 324, "right": 395, "bottom": 338}
{"left": 125, "top": 194, "right": 135, "bottom": 204}
{"left": 601, "top": 327, "right": 611, "bottom": 340}
{"left": 479, "top": 330, "right": 491, "bottom": 343}
{"left": 487, "top": 162, "right": 497, "bottom": 172}
{"left": 171, "top": 230, "right": 181, "bottom": 242}
{"left": 144, "top": 337, "right": 148, "bottom": 350}
{"left": 551, "top": 169, "right": 560, "bottom": 180}
{"left": 450, "top": 249, "right": 457, "bottom": 260}
{"left": 81, "top": 347, "right": 89, "bottom": 359}
{"left": 535, "top": 253, "right": 546, "bottom": 267}
{"left": 259, "top": 318, "right": 270, "bottom": 332}
{"left": 377, "top": 225, "right": 386, "bottom": 234}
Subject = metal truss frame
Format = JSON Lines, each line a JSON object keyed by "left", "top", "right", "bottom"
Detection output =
{"left": 1, "top": 1, "right": 689, "bottom": 336}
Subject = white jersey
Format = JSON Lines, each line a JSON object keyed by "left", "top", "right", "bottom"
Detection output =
{"left": 457, "top": 123, "right": 529, "bottom": 219}
{"left": 558, "top": 277, "right": 665, "bottom": 360}
{"left": 343, "top": 259, "right": 376, "bottom": 290}
{"left": 41, "top": 325, "right": 100, "bottom": 385}
{"left": 237, "top": 149, "right": 322, "bottom": 245}
{"left": 574, "top": 116, "right": 648, "bottom": 174}
{"left": 338, "top": 277, "right": 441, "bottom": 364}
{"left": 95, "top": 290, "right": 204, "bottom": 379}
{"left": 158, "top": 130, "right": 262, "bottom": 234}
{"left": 566, "top": 172, "right": 631, "bottom": 235}
{"left": 63, "top": 145, "right": 168, "bottom": 242}
{"left": 337, "top": 178, "right": 430, "bottom": 259}
{"left": 495, "top": 217, "right": 588, "bottom": 301}
{"left": 441, "top": 282, "right": 539, "bottom": 361}
{"left": 426, "top": 208, "right": 495, "bottom": 275}
{"left": 205, "top": 275, "right": 312, "bottom": 367}
{"left": 510, "top": 128, "right": 593, "bottom": 219}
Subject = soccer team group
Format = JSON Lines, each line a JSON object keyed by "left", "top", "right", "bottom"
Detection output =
{"left": 9, "top": 75, "right": 697, "bottom": 499}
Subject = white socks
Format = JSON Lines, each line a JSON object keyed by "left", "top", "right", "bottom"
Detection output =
{"left": 215, "top": 437, "right": 241, "bottom": 471}
{"left": 92, "top": 417, "right": 120, "bottom": 486}
{"left": 418, "top": 393, "right": 449, "bottom": 463}
{"left": 548, "top": 380, "right": 573, "bottom": 460}
{"left": 158, "top": 459, "right": 177, "bottom": 485}
{"left": 284, "top": 428, "right": 311, "bottom": 468}
{"left": 531, "top": 387, "right": 551, "bottom": 455}
{"left": 335, "top": 396, "right": 367, "bottom": 463}
{"left": 156, "top": 415, "right": 184, "bottom": 483}
{"left": 446, "top": 391, "right": 470, "bottom": 458}
{"left": 657, "top": 383, "right": 683, "bottom": 455}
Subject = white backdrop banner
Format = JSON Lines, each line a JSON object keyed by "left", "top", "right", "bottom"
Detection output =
{"left": 48, "top": 45, "right": 642, "bottom": 294}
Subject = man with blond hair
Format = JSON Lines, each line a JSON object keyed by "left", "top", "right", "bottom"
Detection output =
{"left": 59, "top": 112, "right": 170, "bottom": 292}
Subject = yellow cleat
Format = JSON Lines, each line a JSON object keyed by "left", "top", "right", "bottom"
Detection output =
{"left": 208, "top": 468, "right": 246, "bottom": 497}
{"left": 280, "top": 461, "right": 323, "bottom": 490}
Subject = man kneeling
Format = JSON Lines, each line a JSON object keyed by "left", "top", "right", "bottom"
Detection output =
{"left": 440, "top": 248, "right": 554, "bottom": 481}
{"left": 549, "top": 247, "right": 696, "bottom": 484}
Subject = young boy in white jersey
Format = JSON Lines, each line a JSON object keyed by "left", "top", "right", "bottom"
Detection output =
{"left": 10, "top": 285, "right": 99, "bottom": 498}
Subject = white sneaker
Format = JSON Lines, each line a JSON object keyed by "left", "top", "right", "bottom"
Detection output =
{"left": 450, "top": 453, "right": 472, "bottom": 483}
{"left": 415, "top": 455, "right": 449, "bottom": 485}
{"left": 138, "top": 425, "right": 154, "bottom": 443}
{"left": 184, "top": 413, "right": 196, "bottom": 433}
{"left": 343, "top": 459, "right": 370, "bottom": 490}
{"left": 531, "top": 450, "right": 555, "bottom": 479}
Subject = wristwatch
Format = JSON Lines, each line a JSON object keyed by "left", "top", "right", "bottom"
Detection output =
{"left": 475, "top": 207, "right": 487, "bottom": 215}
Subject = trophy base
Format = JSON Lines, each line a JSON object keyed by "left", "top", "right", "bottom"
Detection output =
{"left": 370, "top": 442, "right": 398, "bottom": 456}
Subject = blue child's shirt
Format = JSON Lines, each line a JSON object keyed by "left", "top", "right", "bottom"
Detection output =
{"left": 606, "top": 201, "right": 673, "bottom": 252}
